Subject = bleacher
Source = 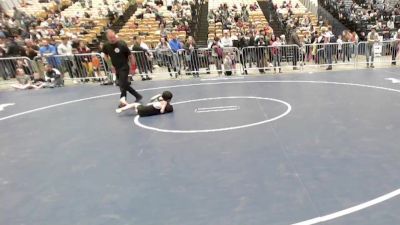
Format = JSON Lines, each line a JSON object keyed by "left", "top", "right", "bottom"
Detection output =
{"left": 273, "top": 0, "right": 318, "bottom": 40}
{"left": 5, "top": 0, "right": 72, "bottom": 18}
{"left": 61, "top": 0, "right": 129, "bottom": 19}
{"left": 207, "top": 0, "right": 269, "bottom": 41}
{"left": 59, "top": 0, "right": 131, "bottom": 45}
{"left": 117, "top": 0, "right": 195, "bottom": 47}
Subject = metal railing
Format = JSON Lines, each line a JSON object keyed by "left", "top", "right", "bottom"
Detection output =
{"left": 131, "top": 49, "right": 179, "bottom": 78}
{"left": 302, "top": 42, "right": 357, "bottom": 68}
{"left": 355, "top": 40, "right": 400, "bottom": 67}
{"left": 2, "top": 40, "right": 400, "bottom": 83}
{"left": 0, "top": 56, "right": 36, "bottom": 80}
{"left": 33, "top": 53, "right": 111, "bottom": 81}
{"left": 241, "top": 45, "right": 302, "bottom": 73}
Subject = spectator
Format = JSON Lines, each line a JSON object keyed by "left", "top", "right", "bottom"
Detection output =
{"left": 270, "top": 35, "right": 282, "bottom": 73}
{"left": 58, "top": 37, "right": 74, "bottom": 78}
{"left": 391, "top": 29, "right": 400, "bottom": 65}
{"left": 220, "top": 30, "right": 233, "bottom": 47}
{"left": 184, "top": 36, "right": 199, "bottom": 77}
{"left": 366, "top": 27, "right": 379, "bottom": 68}
{"left": 131, "top": 36, "right": 152, "bottom": 81}
{"left": 208, "top": 36, "right": 224, "bottom": 75}
{"left": 23, "top": 39, "right": 39, "bottom": 60}
{"left": 7, "top": 37, "right": 24, "bottom": 57}
{"left": 11, "top": 68, "right": 45, "bottom": 90}
{"left": 139, "top": 36, "right": 153, "bottom": 74}
{"left": 223, "top": 52, "right": 233, "bottom": 76}
{"left": 169, "top": 33, "right": 183, "bottom": 53}
{"left": 155, "top": 37, "right": 177, "bottom": 78}
{"left": 45, "top": 64, "right": 64, "bottom": 87}
{"left": 289, "top": 29, "right": 301, "bottom": 70}
{"left": 39, "top": 40, "right": 59, "bottom": 68}
{"left": 77, "top": 41, "right": 92, "bottom": 78}
{"left": 255, "top": 31, "right": 267, "bottom": 73}
{"left": 324, "top": 32, "right": 333, "bottom": 70}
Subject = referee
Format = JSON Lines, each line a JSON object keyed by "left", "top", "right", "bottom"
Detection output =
{"left": 102, "top": 30, "right": 142, "bottom": 108}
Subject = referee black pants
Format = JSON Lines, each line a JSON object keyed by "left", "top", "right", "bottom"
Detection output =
{"left": 117, "top": 66, "right": 142, "bottom": 100}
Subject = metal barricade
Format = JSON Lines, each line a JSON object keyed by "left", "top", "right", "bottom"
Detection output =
{"left": 176, "top": 47, "right": 242, "bottom": 76}
{"left": 241, "top": 45, "right": 301, "bottom": 74}
{"left": 132, "top": 49, "right": 179, "bottom": 78}
{"left": 356, "top": 40, "right": 400, "bottom": 67}
{"left": 0, "top": 56, "right": 36, "bottom": 80}
{"left": 222, "top": 47, "right": 242, "bottom": 76}
{"left": 176, "top": 48, "right": 211, "bottom": 76}
{"left": 302, "top": 42, "right": 356, "bottom": 69}
{"left": 34, "top": 53, "right": 110, "bottom": 81}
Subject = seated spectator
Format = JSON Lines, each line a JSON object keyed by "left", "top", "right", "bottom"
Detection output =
{"left": 11, "top": 68, "right": 45, "bottom": 90}
{"left": 45, "top": 64, "right": 64, "bottom": 87}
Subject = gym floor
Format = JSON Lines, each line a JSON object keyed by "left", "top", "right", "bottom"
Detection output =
{"left": 1, "top": 68, "right": 400, "bottom": 225}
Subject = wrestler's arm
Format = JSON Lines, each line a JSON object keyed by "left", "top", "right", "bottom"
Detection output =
{"left": 160, "top": 101, "right": 168, "bottom": 114}
{"left": 150, "top": 94, "right": 162, "bottom": 102}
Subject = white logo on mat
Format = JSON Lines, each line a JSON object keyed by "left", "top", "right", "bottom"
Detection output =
{"left": 385, "top": 78, "right": 400, "bottom": 84}
{"left": 0, "top": 103, "right": 15, "bottom": 111}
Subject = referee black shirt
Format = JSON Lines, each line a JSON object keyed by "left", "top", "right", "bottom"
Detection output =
{"left": 102, "top": 40, "right": 131, "bottom": 69}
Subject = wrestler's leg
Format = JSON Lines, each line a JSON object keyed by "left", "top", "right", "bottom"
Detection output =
{"left": 116, "top": 103, "right": 141, "bottom": 113}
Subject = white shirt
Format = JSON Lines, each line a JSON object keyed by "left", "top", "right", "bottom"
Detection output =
{"left": 337, "top": 39, "right": 343, "bottom": 50}
{"left": 220, "top": 36, "right": 233, "bottom": 47}
{"left": 387, "top": 21, "right": 395, "bottom": 29}
{"left": 57, "top": 42, "right": 73, "bottom": 55}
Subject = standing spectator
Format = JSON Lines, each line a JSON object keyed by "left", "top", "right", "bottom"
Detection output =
{"left": 169, "top": 34, "right": 183, "bottom": 53}
{"left": 255, "top": 32, "right": 267, "bottom": 73}
{"left": 324, "top": 32, "right": 333, "bottom": 70}
{"left": 366, "top": 27, "right": 379, "bottom": 68}
{"left": 237, "top": 33, "right": 248, "bottom": 74}
{"left": 155, "top": 37, "right": 177, "bottom": 77}
{"left": 0, "top": 42, "right": 11, "bottom": 80}
{"left": 184, "top": 36, "right": 199, "bottom": 77}
{"left": 131, "top": 36, "right": 152, "bottom": 81}
{"left": 337, "top": 35, "right": 343, "bottom": 62}
{"left": 223, "top": 52, "right": 233, "bottom": 76}
{"left": 57, "top": 37, "right": 74, "bottom": 78}
{"left": 289, "top": 29, "right": 301, "bottom": 70}
{"left": 139, "top": 36, "right": 153, "bottom": 74}
{"left": 169, "top": 33, "right": 183, "bottom": 73}
{"left": 39, "top": 40, "right": 59, "bottom": 68}
{"left": 220, "top": 30, "right": 233, "bottom": 47}
{"left": 391, "top": 29, "right": 400, "bottom": 65}
{"left": 208, "top": 37, "right": 224, "bottom": 75}
{"left": 271, "top": 35, "right": 282, "bottom": 73}
{"left": 77, "top": 41, "right": 92, "bottom": 78}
